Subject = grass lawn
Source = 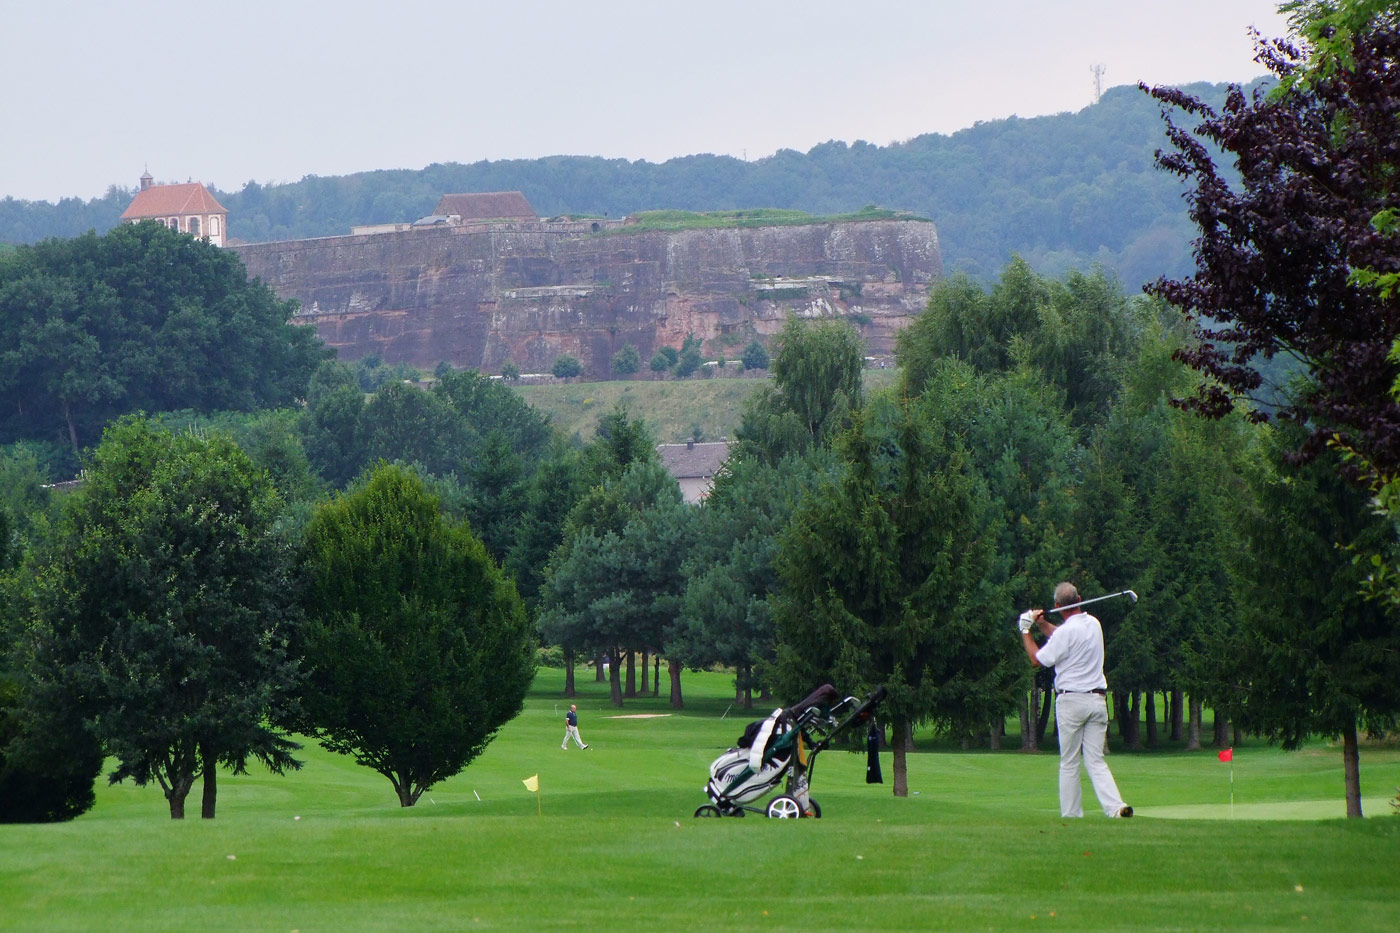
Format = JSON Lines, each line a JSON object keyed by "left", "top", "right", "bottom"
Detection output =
{"left": 515, "top": 369, "right": 900, "bottom": 445}
{"left": 2, "top": 669, "right": 1398, "bottom": 931}
{"left": 608, "top": 207, "right": 932, "bottom": 233}
{"left": 514, "top": 376, "right": 766, "bottom": 446}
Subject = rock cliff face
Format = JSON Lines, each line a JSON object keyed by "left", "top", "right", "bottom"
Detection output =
{"left": 232, "top": 219, "right": 940, "bottom": 375}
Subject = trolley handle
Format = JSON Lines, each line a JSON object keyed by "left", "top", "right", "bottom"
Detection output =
{"left": 847, "top": 685, "right": 886, "bottom": 723}
{"left": 810, "top": 686, "right": 887, "bottom": 751}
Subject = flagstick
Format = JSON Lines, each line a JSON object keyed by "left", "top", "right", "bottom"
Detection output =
{"left": 1229, "top": 759, "right": 1234, "bottom": 819}
{"left": 537, "top": 789, "right": 542, "bottom": 818}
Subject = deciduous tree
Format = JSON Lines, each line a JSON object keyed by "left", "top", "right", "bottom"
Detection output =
{"left": 299, "top": 361, "right": 368, "bottom": 488}
{"left": 1223, "top": 426, "right": 1400, "bottom": 816}
{"left": 27, "top": 417, "right": 303, "bottom": 819}
{"left": 432, "top": 368, "right": 553, "bottom": 468}
{"left": 0, "top": 223, "right": 328, "bottom": 455}
{"left": 735, "top": 317, "right": 864, "bottom": 464}
{"left": 897, "top": 261, "right": 1139, "bottom": 427}
{"left": 296, "top": 463, "right": 533, "bottom": 807}
{"left": 356, "top": 380, "right": 465, "bottom": 477}
{"left": 1144, "top": 15, "right": 1400, "bottom": 470}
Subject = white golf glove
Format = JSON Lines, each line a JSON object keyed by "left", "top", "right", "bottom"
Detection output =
{"left": 1017, "top": 610, "right": 1036, "bottom": 634}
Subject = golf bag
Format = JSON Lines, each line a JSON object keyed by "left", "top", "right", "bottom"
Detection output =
{"left": 697, "top": 684, "right": 885, "bottom": 819}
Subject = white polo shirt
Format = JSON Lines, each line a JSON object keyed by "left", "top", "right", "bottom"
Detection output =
{"left": 1035, "top": 611, "right": 1108, "bottom": 693}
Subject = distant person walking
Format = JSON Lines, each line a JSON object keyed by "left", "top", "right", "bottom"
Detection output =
{"left": 562, "top": 704, "right": 589, "bottom": 750}
{"left": 1019, "top": 581, "right": 1132, "bottom": 819}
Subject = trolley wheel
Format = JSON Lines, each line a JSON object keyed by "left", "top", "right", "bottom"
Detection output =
{"left": 766, "top": 795, "right": 804, "bottom": 819}
{"left": 694, "top": 805, "right": 721, "bottom": 818}
{"left": 808, "top": 798, "right": 822, "bottom": 819}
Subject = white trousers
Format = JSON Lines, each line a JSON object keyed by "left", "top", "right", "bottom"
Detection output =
{"left": 562, "top": 724, "right": 586, "bottom": 749}
{"left": 1054, "top": 692, "right": 1126, "bottom": 818}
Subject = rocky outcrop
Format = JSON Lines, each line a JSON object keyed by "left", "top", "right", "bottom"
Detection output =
{"left": 232, "top": 219, "right": 941, "bottom": 375}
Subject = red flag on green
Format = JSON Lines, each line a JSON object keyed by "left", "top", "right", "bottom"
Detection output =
{"left": 1218, "top": 748, "right": 1233, "bottom": 762}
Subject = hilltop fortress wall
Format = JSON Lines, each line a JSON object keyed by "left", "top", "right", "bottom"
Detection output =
{"left": 232, "top": 219, "right": 941, "bottom": 375}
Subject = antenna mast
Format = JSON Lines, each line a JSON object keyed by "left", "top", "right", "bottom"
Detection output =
{"left": 1091, "top": 63, "right": 1106, "bottom": 104}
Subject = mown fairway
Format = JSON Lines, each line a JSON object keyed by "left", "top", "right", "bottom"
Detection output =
{"left": 2, "top": 669, "right": 1398, "bottom": 932}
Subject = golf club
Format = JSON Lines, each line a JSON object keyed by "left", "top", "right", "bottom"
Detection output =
{"left": 1050, "top": 589, "right": 1138, "bottom": 614}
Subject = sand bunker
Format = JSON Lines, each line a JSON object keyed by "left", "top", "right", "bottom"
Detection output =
{"left": 603, "top": 713, "right": 674, "bottom": 720}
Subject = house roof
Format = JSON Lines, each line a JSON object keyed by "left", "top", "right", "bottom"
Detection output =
{"left": 656, "top": 441, "right": 731, "bottom": 480}
{"left": 433, "top": 191, "right": 537, "bottom": 222}
{"left": 121, "top": 182, "right": 227, "bottom": 220}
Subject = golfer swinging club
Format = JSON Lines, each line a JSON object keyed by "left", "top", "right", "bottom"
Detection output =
{"left": 1019, "top": 582, "right": 1132, "bottom": 819}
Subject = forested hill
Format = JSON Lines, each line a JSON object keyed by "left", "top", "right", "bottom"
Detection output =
{"left": 0, "top": 80, "right": 1250, "bottom": 288}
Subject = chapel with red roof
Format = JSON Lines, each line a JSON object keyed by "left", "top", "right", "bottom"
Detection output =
{"left": 120, "top": 170, "right": 228, "bottom": 247}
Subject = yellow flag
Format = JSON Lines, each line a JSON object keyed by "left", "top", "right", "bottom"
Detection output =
{"left": 522, "top": 774, "right": 539, "bottom": 793}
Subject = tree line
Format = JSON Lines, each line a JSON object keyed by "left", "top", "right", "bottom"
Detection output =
{"left": 3, "top": 255, "right": 1395, "bottom": 819}
{"left": 0, "top": 222, "right": 328, "bottom": 475}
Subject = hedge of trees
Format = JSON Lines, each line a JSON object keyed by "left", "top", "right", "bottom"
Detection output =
{"left": 4, "top": 251, "right": 1396, "bottom": 818}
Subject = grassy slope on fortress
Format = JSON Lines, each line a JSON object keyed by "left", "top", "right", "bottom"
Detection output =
{"left": 514, "top": 369, "right": 898, "bottom": 445}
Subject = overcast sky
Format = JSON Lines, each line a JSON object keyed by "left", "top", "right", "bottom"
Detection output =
{"left": 2, "top": 0, "right": 1292, "bottom": 203}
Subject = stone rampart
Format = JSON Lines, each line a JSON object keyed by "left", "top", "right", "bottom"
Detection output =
{"left": 232, "top": 219, "right": 941, "bottom": 375}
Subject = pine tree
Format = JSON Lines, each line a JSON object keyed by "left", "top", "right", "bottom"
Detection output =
{"left": 770, "top": 398, "right": 1018, "bottom": 795}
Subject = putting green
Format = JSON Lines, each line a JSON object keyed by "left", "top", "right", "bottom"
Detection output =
{"left": 1138, "top": 799, "right": 1378, "bottom": 820}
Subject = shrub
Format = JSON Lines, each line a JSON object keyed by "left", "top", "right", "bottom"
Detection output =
{"left": 611, "top": 344, "right": 641, "bottom": 376}
{"left": 0, "top": 677, "right": 103, "bottom": 823}
{"left": 675, "top": 335, "right": 703, "bottom": 378}
{"left": 551, "top": 355, "right": 582, "bottom": 379}
{"left": 535, "top": 644, "right": 566, "bottom": 669}
{"left": 741, "top": 340, "right": 770, "bottom": 371}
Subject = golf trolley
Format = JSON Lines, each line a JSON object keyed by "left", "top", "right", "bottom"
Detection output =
{"left": 695, "top": 684, "right": 886, "bottom": 819}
